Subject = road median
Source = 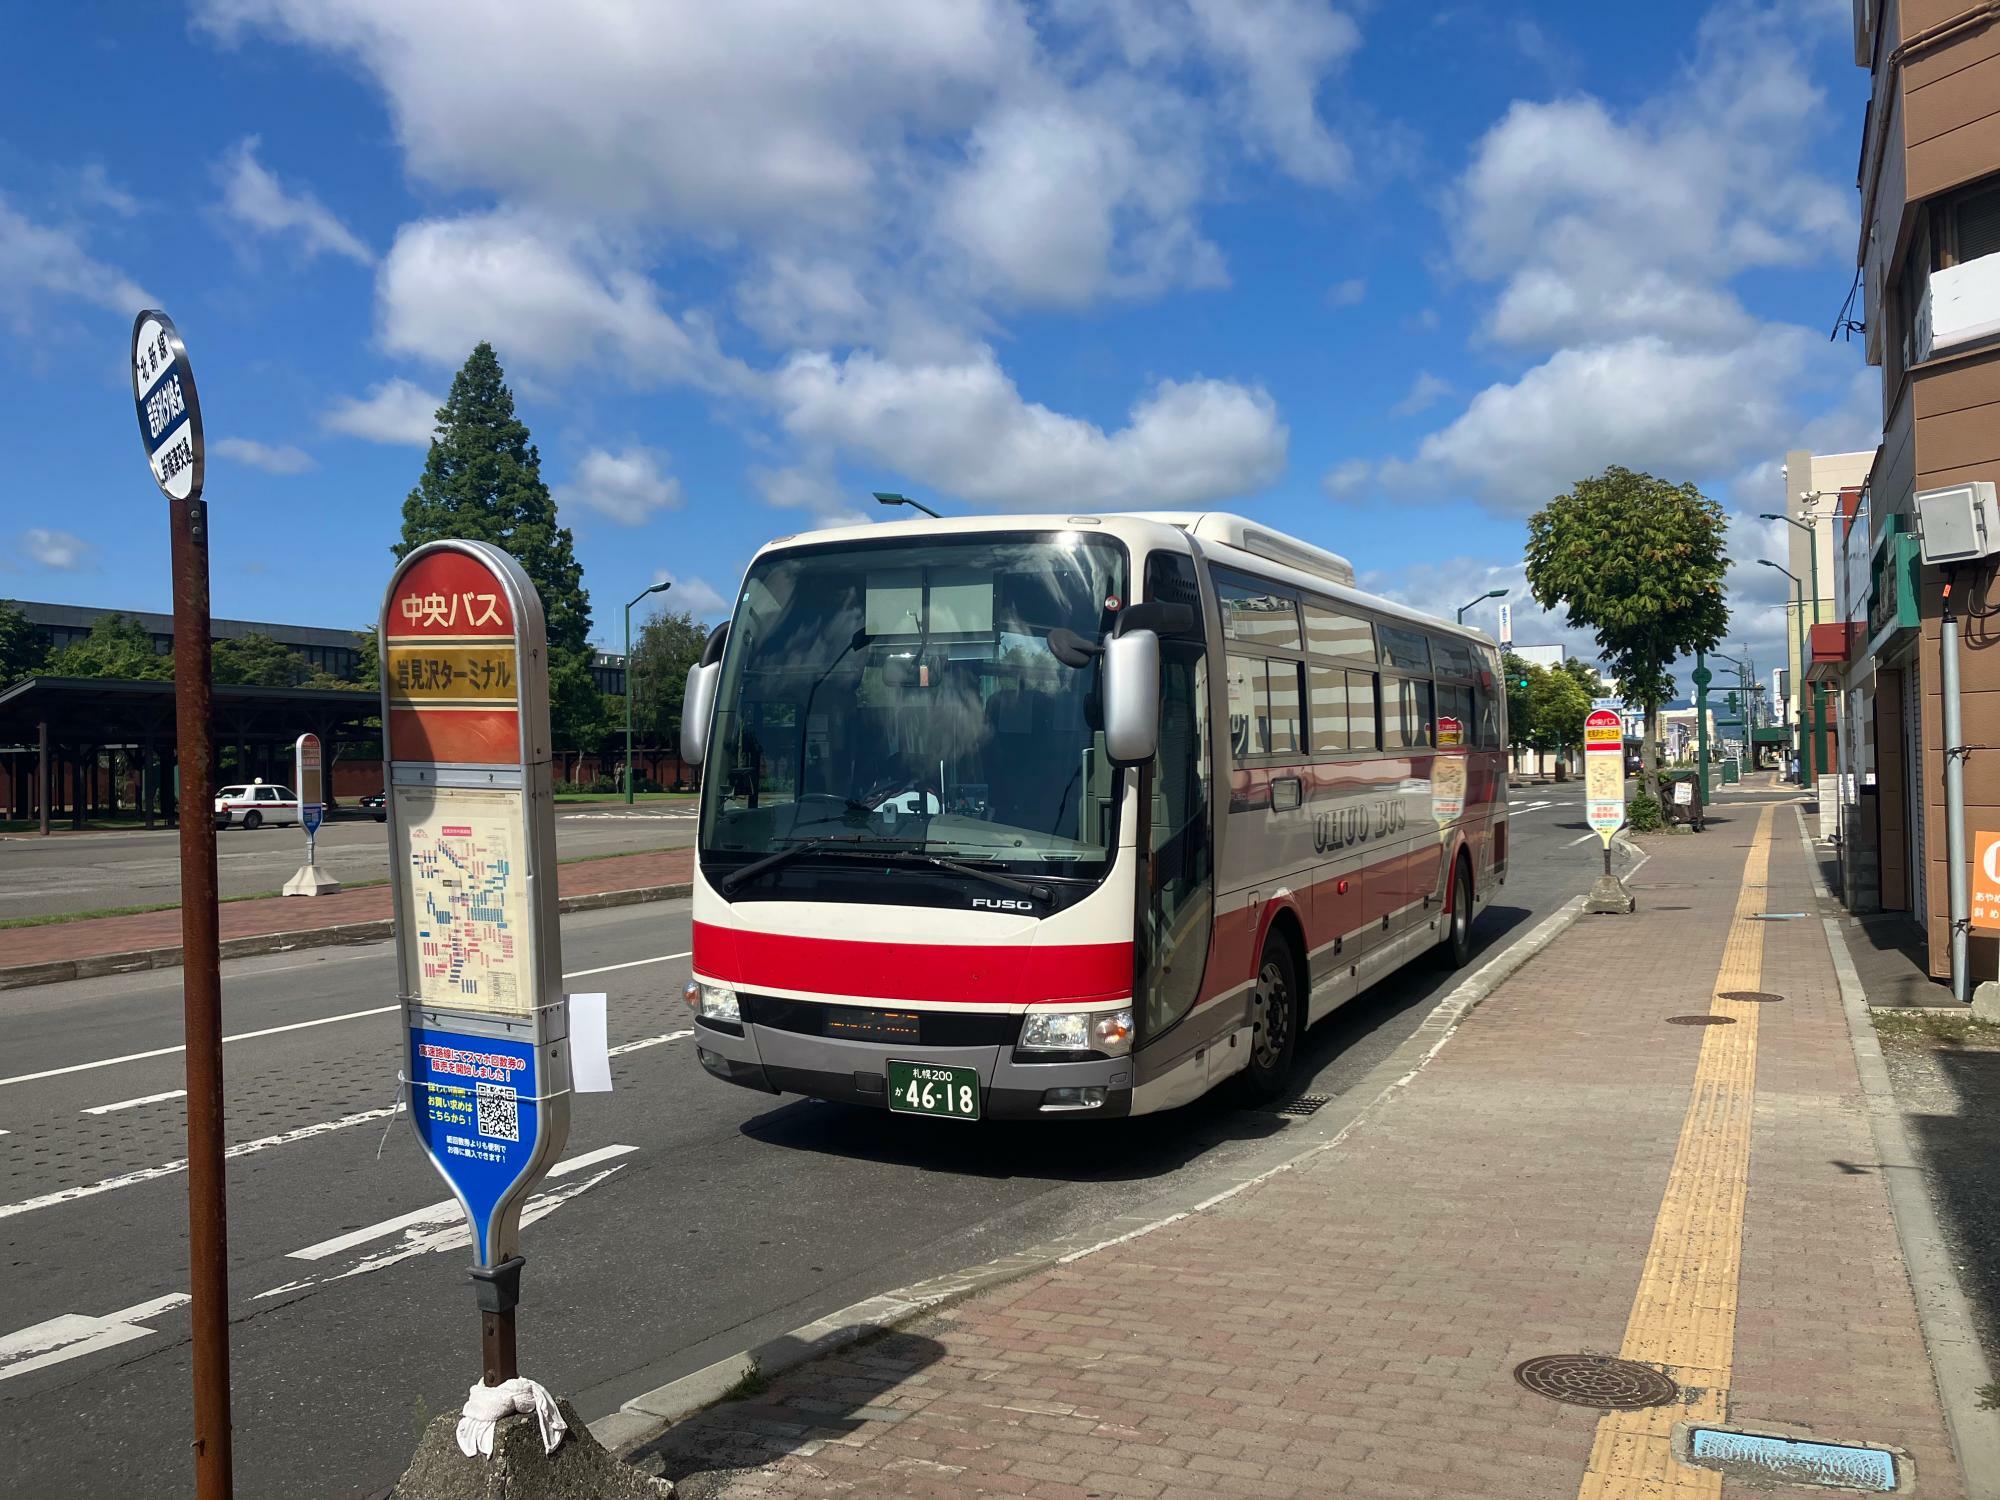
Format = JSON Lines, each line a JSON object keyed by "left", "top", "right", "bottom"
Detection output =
{"left": 0, "top": 848, "right": 693, "bottom": 991}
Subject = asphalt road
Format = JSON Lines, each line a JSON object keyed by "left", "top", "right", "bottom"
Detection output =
{"left": 0, "top": 787, "right": 1629, "bottom": 1499}
{"left": 0, "top": 803, "right": 697, "bottom": 919}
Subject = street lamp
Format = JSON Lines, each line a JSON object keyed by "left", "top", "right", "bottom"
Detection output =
{"left": 1762, "top": 506, "right": 1826, "bottom": 786}
{"left": 874, "top": 490, "right": 941, "bottom": 519}
{"left": 1758, "top": 560, "right": 1807, "bottom": 784}
{"left": 1456, "top": 587, "right": 1509, "bottom": 625}
{"left": 624, "top": 580, "right": 672, "bottom": 804}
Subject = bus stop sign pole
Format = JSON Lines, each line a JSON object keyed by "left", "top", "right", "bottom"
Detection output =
{"left": 132, "top": 308, "right": 233, "bottom": 1499}
{"left": 380, "top": 541, "right": 570, "bottom": 1386}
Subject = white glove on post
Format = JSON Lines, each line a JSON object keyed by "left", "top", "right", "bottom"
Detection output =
{"left": 455, "top": 1377, "right": 568, "bottom": 1459}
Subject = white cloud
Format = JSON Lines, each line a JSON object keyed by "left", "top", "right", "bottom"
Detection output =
{"left": 202, "top": 0, "right": 1364, "bottom": 344}
{"left": 217, "top": 137, "right": 373, "bottom": 264}
{"left": 1321, "top": 457, "right": 1373, "bottom": 500}
{"left": 321, "top": 377, "right": 442, "bottom": 445}
{"left": 75, "top": 164, "right": 140, "bottom": 218}
{"left": 1391, "top": 372, "right": 1450, "bottom": 417}
{"left": 213, "top": 436, "right": 315, "bottom": 473}
{"left": 20, "top": 528, "right": 95, "bottom": 570}
{"left": 1186, "top": 0, "right": 1359, "bottom": 186}
{"left": 1324, "top": 277, "right": 1365, "bottom": 308}
{"left": 376, "top": 213, "right": 747, "bottom": 389}
{"left": 555, "top": 446, "right": 683, "bottom": 525}
{"left": 772, "top": 345, "right": 1287, "bottom": 510}
{"left": 0, "top": 197, "right": 151, "bottom": 328}
{"left": 650, "top": 570, "right": 731, "bottom": 616}
{"left": 1383, "top": 333, "right": 1810, "bottom": 514}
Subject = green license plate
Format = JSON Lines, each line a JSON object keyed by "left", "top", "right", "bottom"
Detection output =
{"left": 886, "top": 1060, "right": 982, "bottom": 1121}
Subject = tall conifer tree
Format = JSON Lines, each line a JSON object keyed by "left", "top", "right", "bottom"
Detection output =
{"left": 396, "top": 344, "right": 603, "bottom": 748}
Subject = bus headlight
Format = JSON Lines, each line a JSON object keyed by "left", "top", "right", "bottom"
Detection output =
{"left": 684, "top": 981, "right": 739, "bottom": 1023}
{"left": 1020, "top": 1007, "right": 1133, "bottom": 1057}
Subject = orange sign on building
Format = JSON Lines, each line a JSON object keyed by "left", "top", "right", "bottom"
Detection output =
{"left": 1973, "top": 831, "right": 2000, "bottom": 931}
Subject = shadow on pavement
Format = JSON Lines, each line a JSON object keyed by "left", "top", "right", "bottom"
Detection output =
{"left": 626, "top": 1328, "right": 948, "bottom": 1497}
{"left": 1899, "top": 1042, "right": 2000, "bottom": 1363}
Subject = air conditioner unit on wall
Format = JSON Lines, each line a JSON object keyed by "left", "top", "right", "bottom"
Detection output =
{"left": 1913, "top": 482, "right": 2000, "bottom": 566}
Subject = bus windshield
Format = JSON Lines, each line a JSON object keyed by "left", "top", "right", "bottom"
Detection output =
{"left": 698, "top": 531, "right": 1130, "bottom": 884}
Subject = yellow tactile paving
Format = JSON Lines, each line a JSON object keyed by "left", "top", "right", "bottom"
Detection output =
{"left": 1576, "top": 804, "right": 1774, "bottom": 1499}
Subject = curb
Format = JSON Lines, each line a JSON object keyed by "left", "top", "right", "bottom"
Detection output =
{"left": 1799, "top": 809, "right": 2000, "bottom": 1497}
{"left": 0, "top": 883, "right": 691, "bottom": 992}
{"left": 591, "top": 889, "right": 1592, "bottom": 1456}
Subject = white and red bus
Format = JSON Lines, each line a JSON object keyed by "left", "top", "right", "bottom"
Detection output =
{"left": 680, "top": 512, "right": 1507, "bottom": 1120}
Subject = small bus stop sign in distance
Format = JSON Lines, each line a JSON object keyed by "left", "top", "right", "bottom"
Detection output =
{"left": 296, "top": 733, "right": 324, "bottom": 836}
{"left": 131, "top": 310, "right": 203, "bottom": 504}
{"left": 380, "top": 541, "right": 569, "bottom": 1280}
{"left": 1584, "top": 707, "right": 1625, "bottom": 846}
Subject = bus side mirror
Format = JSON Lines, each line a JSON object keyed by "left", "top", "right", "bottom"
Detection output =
{"left": 682, "top": 661, "right": 719, "bottom": 767}
{"left": 1103, "top": 628, "right": 1161, "bottom": 764}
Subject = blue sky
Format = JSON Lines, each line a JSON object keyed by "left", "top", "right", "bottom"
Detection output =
{"left": 1, "top": 0, "right": 1871, "bottom": 678}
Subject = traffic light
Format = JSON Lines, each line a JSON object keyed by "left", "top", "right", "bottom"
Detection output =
{"left": 1727, "top": 690, "right": 1739, "bottom": 713}
{"left": 1517, "top": 675, "right": 1530, "bottom": 690}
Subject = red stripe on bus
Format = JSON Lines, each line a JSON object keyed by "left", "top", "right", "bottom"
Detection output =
{"left": 693, "top": 922, "right": 1132, "bottom": 1006}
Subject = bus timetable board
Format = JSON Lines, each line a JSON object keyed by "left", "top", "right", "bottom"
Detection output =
{"left": 1584, "top": 707, "right": 1625, "bottom": 846}
{"left": 380, "top": 541, "right": 570, "bottom": 1273}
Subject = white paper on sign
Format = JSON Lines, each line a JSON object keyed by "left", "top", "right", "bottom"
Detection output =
{"left": 570, "top": 993, "right": 613, "bottom": 1093}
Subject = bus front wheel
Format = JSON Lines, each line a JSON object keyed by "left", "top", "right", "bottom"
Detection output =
{"left": 1234, "top": 937, "right": 1300, "bottom": 1105}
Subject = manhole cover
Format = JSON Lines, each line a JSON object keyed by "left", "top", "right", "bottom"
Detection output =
{"left": 1667, "top": 1015, "right": 1736, "bottom": 1026}
{"left": 1514, "top": 1355, "right": 1680, "bottom": 1409}
{"left": 1276, "top": 1095, "right": 1330, "bottom": 1117}
{"left": 1719, "top": 991, "right": 1783, "bottom": 1003}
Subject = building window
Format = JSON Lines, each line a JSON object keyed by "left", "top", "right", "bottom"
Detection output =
{"left": 1941, "top": 177, "right": 2000, "bottom": 266}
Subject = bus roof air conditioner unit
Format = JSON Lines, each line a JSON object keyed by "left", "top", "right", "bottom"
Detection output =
{"left": 1136, "top": 512, "right": 1357, "bottom": 588}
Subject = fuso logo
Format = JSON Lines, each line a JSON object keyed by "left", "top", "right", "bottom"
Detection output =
{"left": 971, "top": 897, "right": 1036, "bottom": 911}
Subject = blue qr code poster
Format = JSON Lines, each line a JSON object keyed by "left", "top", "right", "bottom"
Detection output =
{"left": 408, "top": 1025, "right": 540, "bottom": 1265}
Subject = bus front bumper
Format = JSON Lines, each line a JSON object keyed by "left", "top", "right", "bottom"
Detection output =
{"left": 693, "top": 1016, "right": 1134, "bottom": 1120}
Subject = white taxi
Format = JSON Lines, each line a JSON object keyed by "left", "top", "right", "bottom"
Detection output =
{"left": 213, "top": 781, "right": 302, "bottom": 830}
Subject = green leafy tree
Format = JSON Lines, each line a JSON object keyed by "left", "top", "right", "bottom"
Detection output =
{"left": 1525, "top": 467, "right": 1729, "bottom": 805}
{"left": 0, "top": 599, "right": 48, "bottom": 686}
{"left": 46, "top": 614, "right": 172, "bottom": 680}
{"left": 1533, "top": 664, "right": 1593, "bottom": 764}
{"left": 1501, "top": 652, "right": 1542, "bottom": 753}
{"left": 213, "top": 633, "right": 312, "bottom": 687}
{"left": 629, "top": 606, "right": 711, "bottom": 750}
{"left": 350, "top": 625, "right": 380, "bottom": 688}
{"left": 395, "top": 342, "right": 598, "bottom": 747}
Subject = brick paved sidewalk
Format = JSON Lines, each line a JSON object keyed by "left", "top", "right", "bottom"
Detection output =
{"left": 0, "top": 847, "right": 691, "bottom": 975}
{"left": 640, "top": 805, "right": 1973, "bottom": 1499}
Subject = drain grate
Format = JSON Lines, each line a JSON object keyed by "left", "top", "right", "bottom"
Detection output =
{"left": 1667, "top": 1015, "right": 1737, "bottom": 1026}
{"left": 1719, "top": 990, "right": 1783, "bottom": 1003}
{"left": 1684, "top": 1428, "right": 1897, "bottom": 1491}
{"left": 1513, "top": 1354, "right": 1680, "bottom": 1409}
{"left": 1276, "top": 1095, "right": 1330, "bottom": 1117}
{"left": 1749, "top": 912, "right": 1807, "bottom": 921}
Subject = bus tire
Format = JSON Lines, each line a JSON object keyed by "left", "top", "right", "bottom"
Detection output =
{"left": 1234, "top": 935, "right": 1300, "bottom": 1105}
{"left": 1438, "top": 855, "right": 1474, "bottom": 969}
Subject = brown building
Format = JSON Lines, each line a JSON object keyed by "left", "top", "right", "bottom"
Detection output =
{"left": 1846, "top": 0, "right": 2000, "bottom": 977}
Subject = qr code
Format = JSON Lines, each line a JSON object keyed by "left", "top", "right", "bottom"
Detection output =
{"left": 475, "top": 1083, "right": 519, "bottom": 1142}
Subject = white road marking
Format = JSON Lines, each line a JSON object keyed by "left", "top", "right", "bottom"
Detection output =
{"left": 80, "top": 1089, "right": 186, "bottom": 1116}
{"left": 1510, "top": 799, "right": 1575, "bottom": 816}
{"left": 564, "top": 950, "right": 691, "bottom": 979}
{"left": 1566, "top": 830, "right": 1601, "bottom": 847}
{"left": 287, "top": 1144, "right": 639, "bottom": 1262}
{"left": 0, "top": 1104, "right": 403, "bottom": 1223}
{"left": 608, "top": 1028, "right": 693, "bottom": 1057}
{"left": 0, "top": 1006, "right": 398, "bottom": 1090}
{"left": 103, "top": 1293, "right": 190, "bottom": 1324}
{"left": 259, "top": 1160, "right": 633, "bottom": 1299}
{"left": 0, "top": 1293, "right": 191, "bottom": 1383}
{"left": 3, "top": 951, "right": 689, "bottom": 1090}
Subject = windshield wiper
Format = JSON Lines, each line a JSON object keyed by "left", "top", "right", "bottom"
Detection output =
{"left": 718, "top": 836, "right": 869, "bottom": 895}
{"left": 719, "top": 838, "right": 1053, "bottom": 902}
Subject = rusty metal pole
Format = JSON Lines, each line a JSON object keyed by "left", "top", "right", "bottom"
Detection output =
{"left": 169, "top": 490, "right": 233, "bottom": 1498}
